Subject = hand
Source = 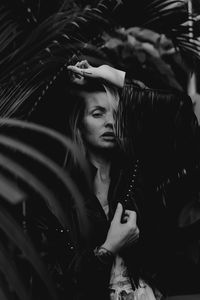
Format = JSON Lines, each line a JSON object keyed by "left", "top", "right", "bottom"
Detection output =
{"left": 67, "top": 60, "right": 125, "bottom": 88}
{"left": 67, "top": 60, "right": 90, "bottom": 85}
{"left": 102, "top": 202, "right": 139, "bottom": 254}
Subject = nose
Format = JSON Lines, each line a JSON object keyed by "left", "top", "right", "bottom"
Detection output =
{"left": 105, "top": 111, "right": 115, "bottom": 128}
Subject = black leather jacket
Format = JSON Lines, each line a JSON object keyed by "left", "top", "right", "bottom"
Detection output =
{"left": 33, "top": 83, "right": 200, "bottom": 300}
{"left": 64, "top": 84, "right": 200, "bottom": 300}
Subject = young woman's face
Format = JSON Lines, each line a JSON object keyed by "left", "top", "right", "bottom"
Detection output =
{"left": 81, "top": 90, "right": 118, "bottom": 150}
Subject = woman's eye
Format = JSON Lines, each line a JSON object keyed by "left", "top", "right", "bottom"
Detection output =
{"left": 92, "top": 112, "right": 103, "bottom": 117}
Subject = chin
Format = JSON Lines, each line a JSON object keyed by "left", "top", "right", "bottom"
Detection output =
{"left": 100, "top": 141, "right": 116, "bottom": 149}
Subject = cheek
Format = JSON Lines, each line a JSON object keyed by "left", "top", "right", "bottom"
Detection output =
{"left": 82, "top": 118, "right": 101, "bottom": 141}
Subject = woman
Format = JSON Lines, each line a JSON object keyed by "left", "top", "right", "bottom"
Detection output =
{"left": 65, "top": 61, "right": 200, "bottom": 300}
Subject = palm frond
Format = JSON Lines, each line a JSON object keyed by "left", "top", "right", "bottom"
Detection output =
{"left": 0, "top": 1, "right": 114, "bottom": 118}
{"left": 0, "top": 116, "right": 94, "bottom": 296}
{"left": 142, "top": 0, "right": 200, "bottom": 59}
{"left": 0, "top": 152, "right": 70, "bottom": 229}
{"left": 0, "top": 3, "right": 108, "bottom": 82}
{"left": 114, "top": 0, "right": 200, "bottom": 62}
{"left": 0, "top": 119, "right": 92, "bottom": 244}
{"left": 0, "top": 4, "right": 23, "bottom": 62}
{"left": 0, "top": 134, "right": 90, "bottom": 235}
{"left": 0, "top": 286, "right": 8, "bottom": 300}
{"left": 0, "top": 241, "right": 30, "bottom": 300}
{"left": 0, "top": 206, "right": 59, "bottom": 300}
{"left": 0, "top": 118, "right": 92, "bottom": 184}
{"left": 3, "top": 0, "right": 38, "bottom": 26}
{"left": 145, "top": 0, "right": 185, "bottom": 14}
{"left": 0, "top": 173, "right": 26, "bottom": 204}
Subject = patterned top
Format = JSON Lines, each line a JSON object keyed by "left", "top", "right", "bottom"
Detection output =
{"left": 109, "top": 255, "right": 157, "bottom": 300}
{"left": 102, "top": 175, "right": 158, "bottom": 300}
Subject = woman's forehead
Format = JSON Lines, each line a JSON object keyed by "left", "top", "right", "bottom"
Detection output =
{"left": 83, "top": 91, "right": 118, "bottom": 109}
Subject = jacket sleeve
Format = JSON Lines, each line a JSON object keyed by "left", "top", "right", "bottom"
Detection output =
{"left": 119, "top": 83, "right": 200, "bottom": 176}
{"left": 32, "top": 210, "right": 113, "bottom": 299}
{"left": 69, "top": 247, "right": 113, "bottom": 298}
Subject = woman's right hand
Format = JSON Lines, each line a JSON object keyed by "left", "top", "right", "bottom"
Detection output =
{"left": 101, "top": 202, "right": 139, "bottom": 255}
{"left": 67, "top": 60, "right": 125, "bottom": 88}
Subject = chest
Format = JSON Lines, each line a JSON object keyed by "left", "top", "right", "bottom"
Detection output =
{"left": 94, "top": 175, "right": 110, "bottom": 215}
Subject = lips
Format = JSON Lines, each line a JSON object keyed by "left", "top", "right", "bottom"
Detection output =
{"left": 101, "top": 132, "right": 115, "bottom": 137}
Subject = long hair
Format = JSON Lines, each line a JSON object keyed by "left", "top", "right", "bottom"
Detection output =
{"left": 64, "top": 79, "right": 120, "bottom": 253}
{"left": 67, "top": 79, "right": 119, "bottom": 164}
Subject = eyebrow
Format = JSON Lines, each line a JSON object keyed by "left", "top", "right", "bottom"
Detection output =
{"left": 88, "top": 106, "right": 106, "bottom": 113}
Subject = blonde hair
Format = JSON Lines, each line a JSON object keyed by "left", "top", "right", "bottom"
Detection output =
{"left": 68, "top": 81, "right": 119, "bottom": 160}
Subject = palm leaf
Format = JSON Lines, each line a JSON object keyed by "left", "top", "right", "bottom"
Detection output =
{"left": 0, "top": 119, "right": 92, "bottom": 244}
{"left": 0, "top": 206, "right": 59, "bottom": 300}
{"left": 0, "top": 2, "right": 32, "bottom": 71}
{"left": 3, "top": 0, "right": 38, "bottom": 26}
{"left": 0, "top": 1, "right": 110, "bottom": 117}
{"left": 0, "top": 134, "right": 91, "bottom": 243}
{"left": 0, "top": 242, "right": 30, "bottom": 300}
{"left": 147, "top": 1, "right": 200, "bottom": 59}
{"left": 0, "top": 3, "right": 108, "bottom": 82}
{"left": 145, "top": 0, "right": 185, "bottom": 14}
{"left": 179, "top": 199, "right": 200, "bottom": 228}
{"left": 0, "top": 118, "right": 92, "bottom": 187}
{"left": 0, "top": 287, "right": 9, "bottom": 300}
{"left": 0, "top": 152, "right": 70, "bottom": 229}
{"left": 114, "top": 0, "right": 200, "bottom": 62}
{"left": 0, "top": 173, "right": 26, "bottom": 204}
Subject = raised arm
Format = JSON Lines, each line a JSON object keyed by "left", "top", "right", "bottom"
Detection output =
{"left": 67, "top": 61, "right": 200, "bottom": 172}
{"left": 120, "top": 85, "right": 199, "bottom": 163}
{"left": 67, "top": 60, "right": 125, "bottom": 88}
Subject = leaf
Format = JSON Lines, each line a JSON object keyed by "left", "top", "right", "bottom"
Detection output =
{"left": 145, "top": 0, "right": 185, "bottom": 15}
{"left": 0, "top": 152, "right": 70, "bottom": 229}
{"left": 0, "top": 118, "right": 92, "bottom": 189}
{"left": 0, "top": 134, "right": 91, "bottom": 243}
{"left": 0, "top": 4, "right": 24, "bottom": 65}
{"left": 0, "top": 4, "right": 107, "bottom": 82}
{"left": 0, "top": 275, "right": 12, "bottom": 300}
{"left": 0, "top": 242, "right": 30, "bottom": 300}
{"left": 0, "top": 0, "right": 113, "bottom": 116}
{"left": 178, "top": 199, "right": 200, "bottom": 228}
{"left": 0, "top": 206, "right": 59, "bottom": 300}
{"left": 0, "top": 172, "right": 26, "bottom": 204}
{"left": 0, "top": 287, "right": 9, "bottom": 300}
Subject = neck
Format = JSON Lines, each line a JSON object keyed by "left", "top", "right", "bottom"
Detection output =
{"left": 87, "top": 149, "right": 112, "bottom": 178}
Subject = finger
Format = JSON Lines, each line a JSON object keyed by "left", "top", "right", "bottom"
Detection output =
{"left": 112, "top": 202, "right": 123, "bottom": 223}
{"left": 67, "top": 65, "right": 83, "bottom": 76}
{"left": 121, "top": 215, "right": 128, "bottom": 223}
{"left": 129, "top": 231, "right": 140, "bottom": 244}
{"left": 73, "top": 74, "right": 82, "bottom": 80}
{"left": 75, "top": 74, "right": 82, "bottom": 79}
{"left": 124, "top": 210, "right": 137, "bottom": 218}
{"left": 78, "top": 60, "right": 86, "bottom": 68}
{"left": 75, "top": 61, "right": 81, "bottom": 67}
{"left": 67, "top": 66, "right": 92, "bottom": 77}
{"left": 126, "top": 211, "right": 137, "bottom": 225}
{"left": 129, "top": 227, "right": 140, "bottom": 242}
{"left": 80, "top": 60, "right": 90, "bottom": 68}
{"left": 72, "top": 77, "right": 86, "bottom": 84}
{"left": 75, "top": 60, "right": 90, "bottom": 69}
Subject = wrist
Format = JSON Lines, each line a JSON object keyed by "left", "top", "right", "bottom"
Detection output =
{"left": 101, "top": 241, "right": 118, "bottom": 255}
{"left": 100, "top": 65, "right": 126, "bottom": 88}
{"left": 94, "top": 245, "right": 114, "bottom": 265}
{"left": 116, "top": 69, "right": 126, "bottom": 88}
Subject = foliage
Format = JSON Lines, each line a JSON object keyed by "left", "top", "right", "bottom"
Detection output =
{"left": 100, "top": 27, "right": 188, "bottom": 91}
{"left": 0, "top": 0, "right": 199, "bottom": 117}
{"left": 0, "top": 118, "right": 92, "bottom": 299}
{"left": 0, "top": 0, "right": 200, "bottom": 299}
